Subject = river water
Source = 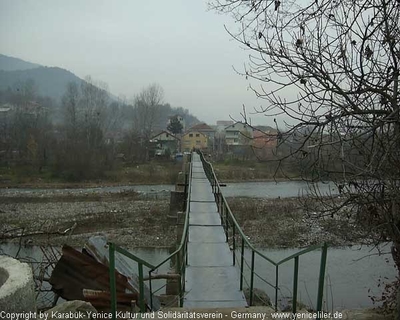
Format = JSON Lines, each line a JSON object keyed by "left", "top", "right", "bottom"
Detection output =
{"left": 0, "top": 181, "right": 396, "bottom": 310}
{"left": 0, "top": 243, "right": 396, "bottom": 310}
{"left": 0, "top": 181, "right": 337, "bottom": 198}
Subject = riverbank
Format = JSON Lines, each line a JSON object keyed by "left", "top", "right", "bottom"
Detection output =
{"left": 0, "top": 191, "right": 174, "bottom": 248}
{"left": 0, "top": 160, "right": 300, "bottom": 189}
{"left": 0, "top": 190, "right": 368, "bottom": 250}
{"left": 0, "top": 161, "right": 182, "bottom": 188}
{"left": 227, "top": 196, "right": 372, "bottom": 248}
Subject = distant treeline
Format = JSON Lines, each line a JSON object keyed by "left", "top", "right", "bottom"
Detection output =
{"left": 0, "top": 78, "right": 199, "bottom": 181}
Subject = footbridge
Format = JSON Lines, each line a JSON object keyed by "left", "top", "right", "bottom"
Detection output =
{"left": 108, "top": 152, "right": 328, "bottom": 319}
{"left": 184, "top": 153, "right": 247, "bottom": 308}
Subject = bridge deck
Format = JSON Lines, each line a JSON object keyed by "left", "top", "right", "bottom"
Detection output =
{"left": 183, "top": 153, "right": 247, "bottom": 308}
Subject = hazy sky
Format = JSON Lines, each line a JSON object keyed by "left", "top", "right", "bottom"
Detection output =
{"left": 0, "top": 0, "right": 274, "bottom": 125}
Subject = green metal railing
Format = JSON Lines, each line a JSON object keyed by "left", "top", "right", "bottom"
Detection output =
{"left": 108, "top": 151, "right": 328, "bottom": 319}
{"left": 109, "top": 243, "right": 157, "bottom": 315}
{"left": 147, "top": 157, "right": 193, "bottom": 307}
{"left": 108, "top": 154, "right": 192, "bottom": 317}
{"left": 197, "top": 151, "right": 328, "bottom": 319}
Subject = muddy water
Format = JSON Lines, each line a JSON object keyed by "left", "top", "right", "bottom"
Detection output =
{"left": 241, "top": 244, "right": 397, "bottom": 310}
{"left": 0, "top": 182, "right": 394, "bottom": 310}
{"left": 0, "top": 181, "right": 335, "bottom": 199}
{"left": 0, "top": 243, "right": 396, "bottom": 310}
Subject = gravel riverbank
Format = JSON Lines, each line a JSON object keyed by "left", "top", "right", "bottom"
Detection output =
{"left": 0, "top": 188, "right": 368, "bottom": 250}
{"left": 0, "top": 191, "right": 174, "bottom": 248}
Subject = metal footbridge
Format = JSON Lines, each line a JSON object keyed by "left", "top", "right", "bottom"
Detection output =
{"left": 108, "top": 151, "right": 328, "bottom": 319}
{"left": 184, "top": 153, "right": 247, "bottom": 307}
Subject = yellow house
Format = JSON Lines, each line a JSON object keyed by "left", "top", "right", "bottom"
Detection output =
{"left": 181, "top": 131, "right": 208, "bottom": 152}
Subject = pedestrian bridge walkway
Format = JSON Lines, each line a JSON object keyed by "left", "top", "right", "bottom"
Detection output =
{"left": 108, "top": 151, "right": 328, "bottom": 320}
{"left": 184, "top": 153, "right": 247, "bottom": 308}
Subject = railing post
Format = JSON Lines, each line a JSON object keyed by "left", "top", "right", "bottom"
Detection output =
{"left": 232, "top": 224, "right": 236, "bottom": 266}
{"left": 109, "top": 243, "right": 117, "bottom": 319}
{"left": 212, "top": 177, "right": 215, "bottom": 193}
{"left": 185, "top": 234, "right": 189, "bottom": 265}
{"left": 219, "top": 193, "right": 223, "bottom": 214}
{"left": 180, "top": 254, "right": 185, "bottom": 307}
{"left": 177, "top": 253, "right": 183, "bottom": 306}
{"left": 149, "top": 271, "right": 153, "bottom": 310}
{"left": 240, "top": 237, "right": 245, "bottom": 290}
{"left": 275, "top": 265, "right": 279, "bottom": 312}
{"left": 184, "top": 173, "right": 188, "bottom": 210}
{"left": 316, "top": 243, "right": 328, "bottom": 320}
{"left": 292, "top": 256, "right": 299, "bottom": 314}
{"left": 224, "top": 203, "right": 229, "bottom": 242}
{"left": 249, "top": 250, "right": 255, "bottom": 306}
{"left": 138, "top": 263, "right": 145, "bottom": 312}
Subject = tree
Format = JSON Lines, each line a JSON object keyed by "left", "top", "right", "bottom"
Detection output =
{"left": 3, "top": 79, "right": 52, "bottom": 169}
{"left": 132, "top": 84, "right": 164, "bottom": 161}
{"left": 133, "top": 83, "right": 164, "bottom": 140}
{"left": 56, "top": 78, "right": 114, "bottom": 180}
{"left": 167, "top": 116, "right": 183, "bottom": 134}
{"left": 211, "top": 0, "right": 400, "bottom": 313}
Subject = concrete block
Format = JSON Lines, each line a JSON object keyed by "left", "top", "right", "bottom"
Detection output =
{"left": 0, "top": 255, "right": 36, "bottom": 312}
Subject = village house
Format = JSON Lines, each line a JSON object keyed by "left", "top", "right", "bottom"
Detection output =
{"left": 251, "top": 128, "right": 278, "bottom": 160}
{"left": 224, "top": 122, "right": 253, "bottom": 146}
{"left": 187, "top": 123, "right": 215, "bottom": 151}
{"left": 149, "top": 130, "right": 180, "bottom": 156}
{"left": 181, "top": 131, "right": 208, "bottom": 152}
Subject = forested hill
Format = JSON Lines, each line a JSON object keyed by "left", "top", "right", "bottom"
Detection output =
{"left": 0, "top": 54, "right": 41, "bottom": 71}
{"left": 0, "top": 54, "right": 201, "bottom": 128}
{"left": 0, "top": 66, "right": 83, "bottom": 101}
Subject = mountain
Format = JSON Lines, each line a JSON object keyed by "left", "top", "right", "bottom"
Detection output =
{"left": 0, "top": 54, "right": 41, "bottom": 71}
{"left": 0, "top": 54, "right": 201, "bottom": 126}
{"left": 0, "top": 66, "right": 83, "bottom": 101}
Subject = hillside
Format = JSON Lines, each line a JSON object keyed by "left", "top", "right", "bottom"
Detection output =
{"left": 0, "top": 54, "right": 41, "bottom": 71}
{"left": 0, "top": 66, "right": 83, "bottom": 101}
{"left": 0, "top": 54, "right": 201, "bottom": 127}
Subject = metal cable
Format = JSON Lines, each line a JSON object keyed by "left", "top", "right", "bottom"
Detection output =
{"left": 253, "top": 270, "right": 277, "bottom": 289}
{"left": 151, "top": 282, "right": 167, "bottom": 295}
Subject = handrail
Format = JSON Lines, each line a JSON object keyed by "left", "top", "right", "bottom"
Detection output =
{"left": 108, "top": 151, "right": 328, "bottom": 319}
{"left": 109, "top": 242, "right": 157, "bottom": 316}
{"left": 148, "top": 157, "right": 193, "bottom": 307}
{"left": 108, "top": 153, "right": 193, "bottom": 316}
{"left": 197, "top": 150, "right": 328, "bottom": 320}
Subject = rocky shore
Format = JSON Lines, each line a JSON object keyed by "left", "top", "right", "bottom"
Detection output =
{"left": 0, "top": 190, "right": 174, "bottom": 248}
{"left": 227, "top": 196, "right": 372, "bottom": 248}
{"left": 0, "top": 188, "right": 368, "bottom": 250}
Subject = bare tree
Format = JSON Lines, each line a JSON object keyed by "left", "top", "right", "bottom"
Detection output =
{"left": 132, "top": 84, "right": 164, "bottom": 160}
{"left": 3, "top": 79, "right": 52, "bottom": 169}
{"left": 62, "top": 82, "right": 80, "bottom": 141}
{"left": 57, "top": 77, "right": 115, "bottom": 179}
{"left": 210, "top": 0, "right": 400, "bottom": 313}
{"left": 80, "top": 76, "right": 109, "bottom": 149}
{"left": 133, "top": 83, "right": 164, "bottom": 140}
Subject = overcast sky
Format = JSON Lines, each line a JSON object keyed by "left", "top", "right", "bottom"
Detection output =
{"left": 0, "top": 0, "right": 275, "bottom": 125}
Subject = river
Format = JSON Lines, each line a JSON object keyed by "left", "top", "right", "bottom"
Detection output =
{"left": 0, "top": 181, "right": 396, "bottom": 310}
{"left": 0, "top": 181, "right": 337, "bottom": 198}
{"left": 0, "top": 243, "right": 395, "bottom": 310}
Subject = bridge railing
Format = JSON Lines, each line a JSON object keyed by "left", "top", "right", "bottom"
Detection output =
{"left": 198, "top": 151, "right": 328, "bottom": 317}
{"left": 147, "top": 155, "right": 193, "bottom": 307}
{"left": 108, "top": 243, "right": 157, "bottom": 315}
{"left": 108, "top": 154, "right": 193, "bottom": 315}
